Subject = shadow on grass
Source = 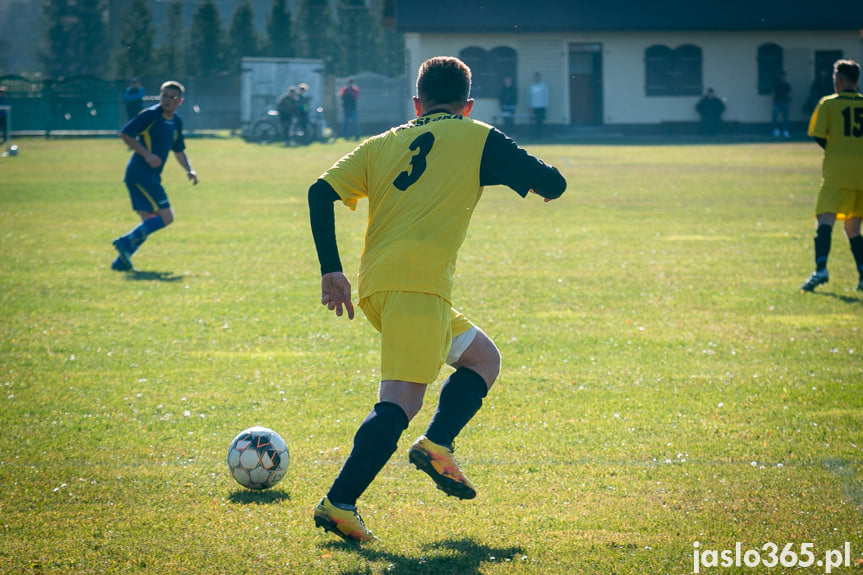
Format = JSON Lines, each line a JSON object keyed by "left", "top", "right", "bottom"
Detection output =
{"left": 227, "top": 488, "right": 291, "bottom": 505}
{"left": 123, "top": 269, "right": 185, "bottom": 283}
{"left": 324, "top": 537, "right": 524, "bottom": 575}
{"left": 811, "top": 291, "right": 863, "bottom": 305}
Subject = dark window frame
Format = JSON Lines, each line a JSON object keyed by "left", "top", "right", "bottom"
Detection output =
{"left": 458, "top": 46, "right": 517, "bottom": 99}
{"left": 757, "top": 43, "right": 784, "bottom": 95}
{"left": 645, "top": 44, "right": 703, "bottom": 97}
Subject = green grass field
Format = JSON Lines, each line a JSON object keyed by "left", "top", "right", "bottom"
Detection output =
{"left": 1, "top": 137, "right": 861, "bottom": 574}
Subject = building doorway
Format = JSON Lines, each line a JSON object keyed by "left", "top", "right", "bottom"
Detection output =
{"left": 815, "top": 50, "right": 843, "bottom": 79}
{"left": 569, "top": 43, "right": 603, "bottom": 125}
{"left": 805, "top": 50, "right": 843, "bottom": 114}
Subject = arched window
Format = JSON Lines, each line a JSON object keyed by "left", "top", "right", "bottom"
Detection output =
{"left": 489, "top": 46, "right": 517, "bottom": 98}
{"left": 645, "top": 45, "right": 673, "bottom": 95}
{"left": 675, "top": 44, "right": 702, "bottom": 95}
{"left": 645, "top": 44, "right": 702, "bottom": 96}
{"left": 458, "top": 46, "right": 517, "bottom": 99}
{"left": 758, "top": 43, "right": 783, "bottom": 95}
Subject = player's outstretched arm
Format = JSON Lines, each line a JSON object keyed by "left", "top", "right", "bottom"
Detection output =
{"left": 479, "top": 129, "right": 566, "bottom": 200}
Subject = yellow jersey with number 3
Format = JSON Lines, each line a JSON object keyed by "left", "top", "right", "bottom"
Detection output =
{"left": 808, "top": 91, "right": 863, "bottom": 189}
{"left": 321, "top": 113, "right": 492, "bottom": 301}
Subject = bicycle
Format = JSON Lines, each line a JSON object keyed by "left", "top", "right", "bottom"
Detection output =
{"left": 249, "top": 107, "right": 333, "bottom": 146}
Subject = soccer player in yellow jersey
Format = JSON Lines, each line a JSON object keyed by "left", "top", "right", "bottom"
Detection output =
{"left": 800, "top": 59, "right": 863, "bottom": 292}
{"left": 309, "top": 56, "right": 566, "bottom": 542}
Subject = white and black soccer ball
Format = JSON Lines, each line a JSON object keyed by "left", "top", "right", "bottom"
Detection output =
{"left": 226, "top": 426, "right": 289, "bottom": 490}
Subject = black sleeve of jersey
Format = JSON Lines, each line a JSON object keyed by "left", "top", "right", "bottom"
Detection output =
{"left": 813, "top": 136, "right": 827, "bottom": 149}
{"left": 308, "top": 179, "right": 343, "bottom": 275}
{"left": 479, "top": 128, "right": 567, "bottom": 199}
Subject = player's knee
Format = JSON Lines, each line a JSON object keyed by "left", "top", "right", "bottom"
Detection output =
{"left": 483, "top": 343, "right": 502, "bottom": 387}
{"left": 451, "top": 329, "right": 500, "bottom": 389}
{"left": 402, "top": 400, "right": 423, "bottom": 421}
{"left": 379, "top": 380, "right": 425, "bottom": 421}
{"left": 159, "top": 210, "right": 174, "bottom": 226}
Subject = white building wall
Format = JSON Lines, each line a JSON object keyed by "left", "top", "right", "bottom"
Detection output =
{"left": 403, "top": 32, "right": 569, "bottom": 124}
{"left": 405, "top": 29, "right": 862, "bottom": 127}
{"left": 601, "top": 30, "right": 857, "bottom": 124}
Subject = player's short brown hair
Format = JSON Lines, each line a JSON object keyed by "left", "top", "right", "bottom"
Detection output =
{"left": 416, "top": 57, "right": 471, "bottom": 108}
{"left": 833, "top": 59, "right": 860, "bottom": 85}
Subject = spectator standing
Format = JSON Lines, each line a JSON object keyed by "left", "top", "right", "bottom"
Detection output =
{"left": 339, "top": 78, "right": 360, "bottom": 141}
{"left": 498, "top": 76, "right": 517, "bottom": 135}
{"left": 123, "top": 79, "right": 145, "bottom": 120}
{"left": 695, "top": 88, "right": 726, "bottom": 136}
{"left": 529, "top": 72, "right": 549, "bottom": 139}
{"left": 276, "top": 86, "right": 299, "bottom": 144}
{"left": 297, "top": 83, "right": 311, "bottom": 144}
{"left": 772, "top": 70, "right": 792, "bottom": 138}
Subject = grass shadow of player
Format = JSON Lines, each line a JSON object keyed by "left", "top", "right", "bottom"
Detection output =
{"left": 325, "top": 537, "right": 525, "bottom": 575}
{"left": 811, "top": 290, "right": 863, "bottom": 306}
{"left": 227, "top": 489, "right": 291, "bottom": 505}
{"left": 124, "top": 269, "right": 185, "bottom": 283}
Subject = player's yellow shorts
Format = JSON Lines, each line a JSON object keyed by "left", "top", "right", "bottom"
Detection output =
{"left": 359, "top": 291, "right": 474, "bottom": 384}
{"left": 815, "top": 185, "right": 863, "bottom": 220}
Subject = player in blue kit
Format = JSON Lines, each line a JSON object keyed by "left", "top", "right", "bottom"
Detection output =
{"left": 111, "top": 81, "right": 198, "bottom": 271}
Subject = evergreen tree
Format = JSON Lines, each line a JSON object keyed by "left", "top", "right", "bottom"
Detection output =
{"left": 266, "top": 0, "right": 293, "bottom": 58}
{"left": 295, "top": 0, "right": 333, "bottom": 68}
{"left": 187, "top": 0, "right": 225, "bottom": 77}
{"left": 371, "top": 0, "right": 405, "bottom": 77}
{"left": 227, "top": 0, "right": 259, "bottom": 73}
{"left": 42, "top": 0, "right": 109, "bottom": 78}
{"left": 73, "top": 0, "right": 108, "bottom": 77}
{"left": 41, "top": 0, "right": 73, "bottom": 78}
{"left": 116, "top": 0, "right": 154, "bottom": 79}
{"left": 334, "top": 0, "right": 378, "bottom": 77}
{"left": 156, "top": 0, "right": 185, "bottom": 79}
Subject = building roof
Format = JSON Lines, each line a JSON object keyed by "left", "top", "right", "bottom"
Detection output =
{"left": 395, "top": 0, "right": 863, "bottom": 33}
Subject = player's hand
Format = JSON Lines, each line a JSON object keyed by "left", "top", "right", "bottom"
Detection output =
{"left": 187, "top": 170, "right": 198, "bottom": 185}
{"left": 145, "top": 152, "right": 162, "bottom": 169}
{"left": 529, "top": 189, "right": 554, "bottom": 203}
{"left": 321, "top": 271, "right": 354, "bottom": 320}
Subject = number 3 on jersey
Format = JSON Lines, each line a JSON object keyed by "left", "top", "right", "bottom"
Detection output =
{"left": 393, "top": 132, "right": 435, "bottom": 191}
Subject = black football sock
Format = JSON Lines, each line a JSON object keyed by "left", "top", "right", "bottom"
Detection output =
{"left": 850, "top": 236, "right": 863, "bottom": 279}
{"left": 424, "top": 367, "right": 488, "bottom": 449}
{"left": 326, "top": 401, "right": 408, "bottom": 507}
{"left": 814, "top": 224, "right": 832, "bottom": 271}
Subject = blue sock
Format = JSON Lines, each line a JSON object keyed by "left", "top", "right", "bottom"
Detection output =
{"left": 425, "top": 367, "right": 488, "bottom": 449}
{"left": 125, "top": 216, "right": 166, "bottom": 254}
{"left": 327, "top": 401, "right": 409, "bottom": 506}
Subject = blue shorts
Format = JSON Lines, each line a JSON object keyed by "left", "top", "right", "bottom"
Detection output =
{"left": 125, "top": 173, "right": 170, "bottom": 213}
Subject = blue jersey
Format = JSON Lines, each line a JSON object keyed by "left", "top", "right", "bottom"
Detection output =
{"left": 121, "top": 104, "right": 186, "bottom": 181}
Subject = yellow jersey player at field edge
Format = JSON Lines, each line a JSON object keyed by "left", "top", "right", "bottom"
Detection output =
{"left": 800, "top": 59, "right": 863, "bottom": 292}
{"left": 308, "top": 56, "right": 567, "bottom": 542}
